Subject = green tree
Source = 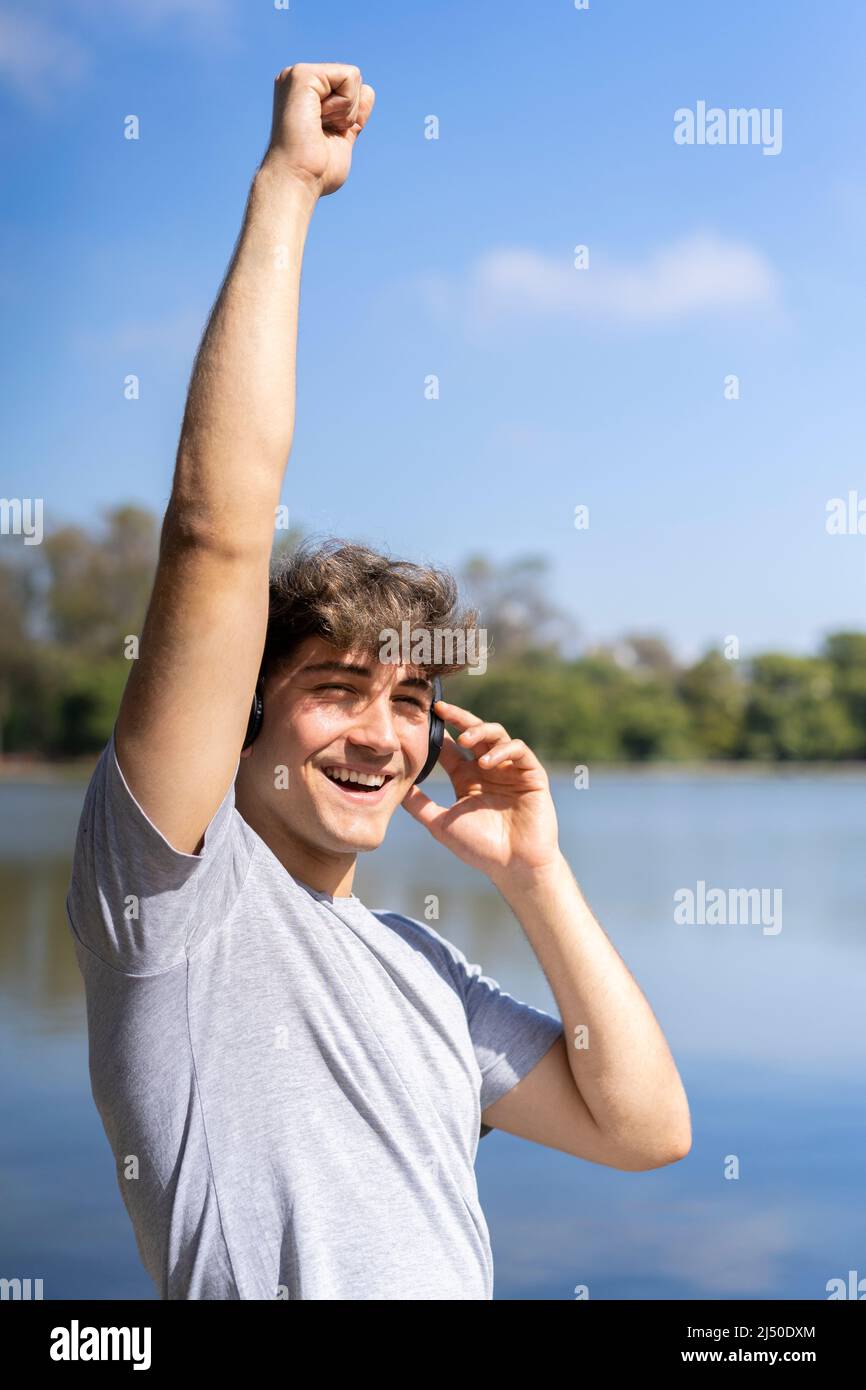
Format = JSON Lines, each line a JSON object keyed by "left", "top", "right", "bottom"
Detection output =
{"left": 459, "top": 552, "right": 578, "bottom": 661}
{"left": 679, "top": 651, "right": 747, "bottom": 758}
{"left": 742, "top": 653, "right": 859, "bottom": 759}
{"left": 41, "top": 505, "right": 158, "bottom": 658}
{"left": 822, "top": 631, "right": 866, "bottom": 755}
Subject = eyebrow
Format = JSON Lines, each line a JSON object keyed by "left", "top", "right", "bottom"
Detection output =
{"left": 298, "top": 660, "right": 433, "bottom": 694}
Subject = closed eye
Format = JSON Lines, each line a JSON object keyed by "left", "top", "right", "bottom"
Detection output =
{"left": 317, "top": 683, "right": 426, "bottom": 710}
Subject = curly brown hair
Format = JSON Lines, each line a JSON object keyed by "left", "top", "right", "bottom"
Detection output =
{"left": 259, "top": 536, "right": 481, "bottom": 684}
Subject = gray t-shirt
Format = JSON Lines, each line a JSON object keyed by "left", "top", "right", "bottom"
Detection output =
{"left": 65, "top": 726, "right": 564, "bottom": 1300}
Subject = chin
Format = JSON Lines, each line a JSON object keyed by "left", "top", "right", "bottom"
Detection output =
{"left": 341, "top": 831, "right": 386, "bottom": 854}
{"left": 331, "top": 818, "right": 390, "bottom": 852}
{"left": 313, "top": 805, "right": 394, "bottom": 853}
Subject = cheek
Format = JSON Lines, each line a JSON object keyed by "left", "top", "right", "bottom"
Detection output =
{"left": 407, "top": 723, "right": 430, "bottom": 764}
{"left": 303, "top": 706, "right": 353, "bottom": 741}
{"left": 284, "top": 705, "right": 348, "bottom": 758}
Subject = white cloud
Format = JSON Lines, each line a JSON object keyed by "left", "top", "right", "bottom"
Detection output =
{"left": 71, "top": 0, "right": 233, "bottom": 35}
{"left": 0, "top": 0, "right": 233, "bottom": 106}
{"left": 0, "top": 10, "right": 90, "bottom": 108}
{"left": 658, "top": 1200, "right": 795, "bottom": 1294}
{"left": 425, "top": 232, "right": 781, "bottom": 331}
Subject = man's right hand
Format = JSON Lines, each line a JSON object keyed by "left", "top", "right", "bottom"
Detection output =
{"left": 263, "top": 63, "right": 376, "bottom": 198}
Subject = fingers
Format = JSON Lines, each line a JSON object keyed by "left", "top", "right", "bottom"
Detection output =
{"left": 330, "top": 83, "right": 376, "bottom": 147}
{"left": 475, "top": 738, "right": 532, "bottom": 769}
{"left": 434, "top": 699, "right": 539, "bottom": 773}
{"left": 276, "top": 62, "right": 367, "bottom": 132}
{"left": 435, "top": 727, "right": 478, "bottom": 774}
{"left": 275, "top": 61, "right": 362, "bottom": 93}
{"left": 458, "top": 721, "right": 509, "bottom": 750}
{"left": 321, "top": 89, "right": 359, "bottom": 130}
{"left": 435, "top": 699, "right": 511, "bottom": 758}
{"left": 433, "top": 698, "right": 484, "bottom": 729}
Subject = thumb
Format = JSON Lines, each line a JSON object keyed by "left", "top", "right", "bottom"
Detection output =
{"left": 400, "top": 784, "right": 447, "bottom": 834}
{"left": 341, "top": 84, "right": 376, "bottom": 144}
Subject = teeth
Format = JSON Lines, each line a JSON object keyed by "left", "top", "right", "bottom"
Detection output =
{"left": 323, "top": 767, "right": 387, "bottom": 788}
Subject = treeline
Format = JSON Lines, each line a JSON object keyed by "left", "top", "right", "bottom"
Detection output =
{"left": 2, "top": 505, "right": 865, "bottom": 763}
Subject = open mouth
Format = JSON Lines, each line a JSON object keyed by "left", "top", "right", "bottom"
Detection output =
{"left": 319, "top": 765, "right": 396, "bottom": 804}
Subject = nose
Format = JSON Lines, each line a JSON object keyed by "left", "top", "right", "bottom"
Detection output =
{"left": 345, "top": 691, "right": 401, "bottom": 758}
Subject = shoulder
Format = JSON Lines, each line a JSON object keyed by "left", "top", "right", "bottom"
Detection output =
{"left": 369, "top": 908, "right": 471, "bottom": 997}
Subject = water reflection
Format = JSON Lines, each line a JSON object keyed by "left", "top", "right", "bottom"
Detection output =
{"left": 1, "top": 767, "right": 864, "bottom": 1299}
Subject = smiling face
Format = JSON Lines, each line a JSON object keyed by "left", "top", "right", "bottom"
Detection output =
{"left": 235, "top": 635, "right": 435, "bottom": 878}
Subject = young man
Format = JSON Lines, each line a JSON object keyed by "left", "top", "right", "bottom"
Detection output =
{"left": 66, "top": 63, "right": 691, "bottom": 1301}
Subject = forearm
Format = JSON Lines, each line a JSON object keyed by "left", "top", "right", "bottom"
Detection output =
{"left": 170, "top": 157, "right": 318, "bottom": 553}
{"left": 495, "top": 853, "right": 691, "bottom": 1159}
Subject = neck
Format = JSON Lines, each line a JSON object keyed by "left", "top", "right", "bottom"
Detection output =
{"left": 235, "top": 782, "right": 358, "bottom": 899}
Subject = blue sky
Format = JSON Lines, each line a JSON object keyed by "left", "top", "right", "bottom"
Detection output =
{"left": 2, "top": 0, "right": 864, "bottom": 660}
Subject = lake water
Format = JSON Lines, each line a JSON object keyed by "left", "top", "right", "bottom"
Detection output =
{"left": 1, "top": 767, "right": 864, "bottom": 1300}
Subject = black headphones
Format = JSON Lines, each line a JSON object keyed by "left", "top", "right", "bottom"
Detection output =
{"left": 242, "top": 673, "right": 445, "bottom": 786}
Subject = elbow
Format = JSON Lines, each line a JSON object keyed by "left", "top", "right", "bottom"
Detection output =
{"left": 628, "top": 1124, "right": 692, "bottom": 1171}
{"left": 611, "top": 1112, "right": 693, "bottom": 1171}
{"left": 161, "top": 497, "right": 272, "bottom": 565}
{"left": 631, "top": 1134, "right": 691, "bottom": 1170}
{"left": 615, "top": 1140, "right": 690, "bottom": 1172}
{"left": 633, "top": 1083, "right": 693, "bottom": 1170}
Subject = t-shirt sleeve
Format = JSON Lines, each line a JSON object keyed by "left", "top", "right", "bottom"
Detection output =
{"left": 65, "top": 723, "right": 251, "bottom": 975}
{"left": 442, "top": 937, "right": 564, "bottom": 1140}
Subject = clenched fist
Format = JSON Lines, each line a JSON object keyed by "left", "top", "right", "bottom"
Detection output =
{"left": 263, "top": 63, "right": 375, "bottom": 198}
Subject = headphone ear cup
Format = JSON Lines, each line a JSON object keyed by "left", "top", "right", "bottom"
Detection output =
{"left": 413, "top": 675, "right": 444, "bottom": 785}
{"left": 243, "top": 679, "right": 264, "bottom": 750}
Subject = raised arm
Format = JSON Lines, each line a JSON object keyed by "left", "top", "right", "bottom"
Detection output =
{"left": 115, "top": 64, "right": 375, "bottom": 854}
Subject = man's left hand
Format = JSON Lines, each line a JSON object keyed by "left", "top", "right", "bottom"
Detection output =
{"left": 401, "top": 699, "right": 561, "bottom": 888}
